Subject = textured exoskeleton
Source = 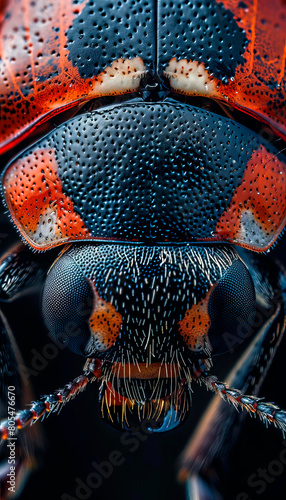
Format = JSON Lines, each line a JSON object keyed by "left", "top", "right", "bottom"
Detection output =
{"left": 0, "top": 0, "right": 286, "bottom": 499}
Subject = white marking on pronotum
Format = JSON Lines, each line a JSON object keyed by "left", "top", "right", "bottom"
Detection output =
{"left": 30, "top": 206, "right": 59, "bottom": 245}
{"left": 239, "top": 210, "right": 269, "bottom": 248}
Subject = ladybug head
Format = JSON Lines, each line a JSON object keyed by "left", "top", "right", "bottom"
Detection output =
{"left": 42, "top": 242, "right": 255, "bottom": 432}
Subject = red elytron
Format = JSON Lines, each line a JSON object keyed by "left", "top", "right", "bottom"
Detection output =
{"left": 1, "top": 0, "right": 285, "bottom": 151}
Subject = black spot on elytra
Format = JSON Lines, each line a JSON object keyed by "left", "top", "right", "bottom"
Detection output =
{"left": 158, "top": 0, "right": 248, "bottom": 83}
{"left": 66, "top": 0, "right": 248, "bottom": 83}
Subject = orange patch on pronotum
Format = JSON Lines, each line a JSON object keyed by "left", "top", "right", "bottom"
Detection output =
{"left": 3, "top": 147, "right": 91, "bottom": 249}
{"left": 214, "top": 145, "right": 286, "bottom": 250}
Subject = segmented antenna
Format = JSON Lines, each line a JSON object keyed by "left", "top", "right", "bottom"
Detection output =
{"left": 200, "top": 374, "right": 286, "bottom": 434}
{"left": 0, "top": 359, "right": 102, "bottom": 441}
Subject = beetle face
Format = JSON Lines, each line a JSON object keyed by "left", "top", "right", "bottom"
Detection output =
{"left": 41, "top": 243, "right": 256, "bottom": 431}
{"left": 0, "top": 0, "right": 286, "bottom": 438}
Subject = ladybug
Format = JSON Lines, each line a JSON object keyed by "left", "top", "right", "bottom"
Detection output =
{"left": 0, "top": 0, "right": 285, "bottom": 498}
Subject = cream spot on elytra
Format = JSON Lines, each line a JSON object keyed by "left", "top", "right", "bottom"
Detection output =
{"left": 93, "top": 57, "right": 146, "bottom": 95}
{"left": 164, "top": 58, "right": 219, "bottom": 96}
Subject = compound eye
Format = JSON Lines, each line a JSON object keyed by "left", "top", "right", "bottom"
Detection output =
{"left": 42, "top": 254, "right": 94, "bottom": 355}
{"left": 208, "top": 259, "right": 256, "bottom": 354}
